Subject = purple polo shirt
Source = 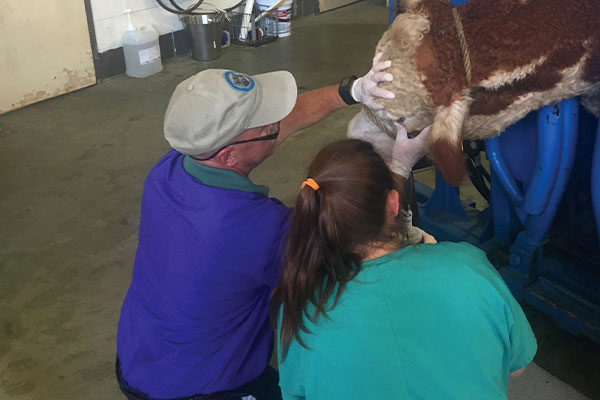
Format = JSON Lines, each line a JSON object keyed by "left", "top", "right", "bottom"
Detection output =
{"left": 117, "top": 150, "right": 292, "bottom": 398}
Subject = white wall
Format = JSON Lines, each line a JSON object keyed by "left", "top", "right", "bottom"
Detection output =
{"left": 0, "top": 0, "right": 96, "bottom": 114}
{"left": 90, "top": 0, "right": 197, "bottom": 53}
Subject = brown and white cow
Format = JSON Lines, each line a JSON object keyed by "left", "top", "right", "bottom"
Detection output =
{"left": 358, "top": 0, "right": 600, "bottom": 185}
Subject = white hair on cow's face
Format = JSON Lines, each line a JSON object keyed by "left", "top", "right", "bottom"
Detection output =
{"left": 388, "top": 11, "right": 430, "bottom": 51}
{"left": 373, "top": 12, "right": 435, "bottom": 136}
{"left": 401, "top": 0, "right": 423, "bottom": 10}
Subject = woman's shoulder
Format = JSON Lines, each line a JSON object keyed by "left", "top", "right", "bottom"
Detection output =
{"left": 395, "top": 241, "right": 487, "bottom": 264}
{"left": 374, "top": 241, "right": 497, "bottom": 284}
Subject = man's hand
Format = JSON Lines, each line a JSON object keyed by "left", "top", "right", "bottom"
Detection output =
{"left": 389, "top": 123, "right": 432, "bottom": 179}
{"left": 351, "top": 53, "right": 395, "bottom": 109}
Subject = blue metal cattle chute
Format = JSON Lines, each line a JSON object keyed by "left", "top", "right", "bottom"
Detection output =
{"left": 391, "top": 0, "right": 600, "bottom": 341}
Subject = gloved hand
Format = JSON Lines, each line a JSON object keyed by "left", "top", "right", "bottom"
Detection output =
{"left": 351, "top": 52, "right": 395, "bottom": 109}
{"left": 389, "top": 123, "right": 432, "bottom": 178}
{"left": 414, "top": 227, "right": 437, "bottom": 244}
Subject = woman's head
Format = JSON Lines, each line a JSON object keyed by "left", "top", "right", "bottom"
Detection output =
{"left": 295, "top": 138, "right": 403, "bottom": 256}
{"left": 272, "top": 139, "right": 406, "bottom": 358}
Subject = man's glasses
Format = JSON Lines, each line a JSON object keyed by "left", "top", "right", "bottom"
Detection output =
{"left": 192, "top": 130, "right": 279, "bottom": 161}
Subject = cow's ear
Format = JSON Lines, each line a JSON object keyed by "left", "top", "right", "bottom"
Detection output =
{"left": 397, "top": 0, "right": 423, "bottom": 12}
{"left": 427, "top": 95, "right": 470, "bottom": 186}
{"left": 390, "top": 10, "right": 430, "bottom": 52}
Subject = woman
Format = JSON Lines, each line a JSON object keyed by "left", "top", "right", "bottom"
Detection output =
{"left": 271, "top": 139, "right": 536, "bottom": 400}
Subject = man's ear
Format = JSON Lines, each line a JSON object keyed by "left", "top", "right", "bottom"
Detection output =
{"left": 213, "top": 146, "right": 237, "bottom": 167}
{"left": 397, "top": 0, "right": 423, "bottom": 13}
{"left": 386, "top": 189, "right": 400, "bottom": 219}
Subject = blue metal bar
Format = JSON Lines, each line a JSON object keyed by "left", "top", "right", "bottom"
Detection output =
{"left": 522, "top": 98, "right": 579, "bottom": 244}
{"left": 423, "top": 170, "right": 470, "bottom": 221}
{"left": 508, "top": 233, "right": 541, "bottom": 281}
{"left": 505, "top": 98, "right": 579, "bottom": 281}
{"left": 486, "top": 136, "right": 524, "bottom": 203}
{"left": 489, "top": 169, "right": 515, "bottom": 244}
{"left": 523, "top": 104, "right": 565, "bottom": 215}
{"left": 592, "top": 118, "right": 600, "bottom": 246}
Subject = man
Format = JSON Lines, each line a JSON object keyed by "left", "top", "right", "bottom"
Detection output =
{"left": 116, "top": 57, "right": 428, "bottom": 400}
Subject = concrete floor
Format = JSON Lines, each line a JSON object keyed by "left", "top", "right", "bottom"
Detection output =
{"left": 1, "top": 1, "right": 599, "bottom": 399}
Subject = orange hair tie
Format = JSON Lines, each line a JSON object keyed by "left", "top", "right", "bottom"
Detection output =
{"left": 301, "top": 178, "right": 320, "bottom": 191}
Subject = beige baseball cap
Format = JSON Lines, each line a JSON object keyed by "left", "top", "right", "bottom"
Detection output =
{"left": 164, "top": 69, "right": 297, "bottom": 155}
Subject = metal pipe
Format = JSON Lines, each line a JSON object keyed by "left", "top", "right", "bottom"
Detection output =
{"left": 524, "top": 98, "right": 579, "bottom": 244}
{"left": 592, "top": 116, "right": 600, "bottom": 246}
{"left": 485, "top": 136, "right": 524, "bottom": 203}
{"left": 523, "top": 104, "right": 564, "bottom": 215}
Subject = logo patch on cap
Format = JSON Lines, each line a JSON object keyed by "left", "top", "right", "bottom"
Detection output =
{"left": 224, "top": 71, "right": 256, "bottom": 92}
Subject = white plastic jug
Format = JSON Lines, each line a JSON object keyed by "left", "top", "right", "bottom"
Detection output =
{"left": 122, "top": 9, "right": 163, "bottom": 78}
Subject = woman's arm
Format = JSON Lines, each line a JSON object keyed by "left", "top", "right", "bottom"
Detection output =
{"left": 509, "top": 367, "right": 526, "bottom": 378}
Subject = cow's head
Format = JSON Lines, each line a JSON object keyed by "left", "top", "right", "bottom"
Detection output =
{"left": 372, "top": 0, "right": 471, "bottom": 185}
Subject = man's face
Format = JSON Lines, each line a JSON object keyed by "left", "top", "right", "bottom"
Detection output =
{"left": 233, "top": 122, "right": 281, "bottom": 170}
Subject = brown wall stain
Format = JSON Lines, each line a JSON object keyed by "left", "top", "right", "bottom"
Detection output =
{"left": 5, "top": 67, "right": 95, "bottom": 114}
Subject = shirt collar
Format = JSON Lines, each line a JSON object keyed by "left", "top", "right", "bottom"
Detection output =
{"left": 183, "top": 155, "right": 269, "bottom": 196}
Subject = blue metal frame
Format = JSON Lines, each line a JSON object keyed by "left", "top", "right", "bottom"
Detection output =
{"left": 488, "top": 101, "right": 599, "bottom": 339}
{"left": 392, "top": 0, "right": 600, "bottom": 341}
{"left": 593, "top": 122, "right": 600, "bottom": 245}
{"left": 498, "top": 100, "right": 579, "bottom": 278}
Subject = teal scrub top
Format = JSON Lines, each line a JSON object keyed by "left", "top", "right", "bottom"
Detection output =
{"left": 277, "top": 242, "right": 537, "bottom": 400}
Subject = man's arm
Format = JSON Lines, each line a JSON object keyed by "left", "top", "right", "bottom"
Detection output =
{"left": 277, "top": 52, "right": 395, "bottom": 145}
{"left": 278, "top": 85, "right": 346, "bottom": 144}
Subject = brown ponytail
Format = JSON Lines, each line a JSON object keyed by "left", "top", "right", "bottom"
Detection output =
{"left": 271, "top": 139, "right": 406, "bottom": 359}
